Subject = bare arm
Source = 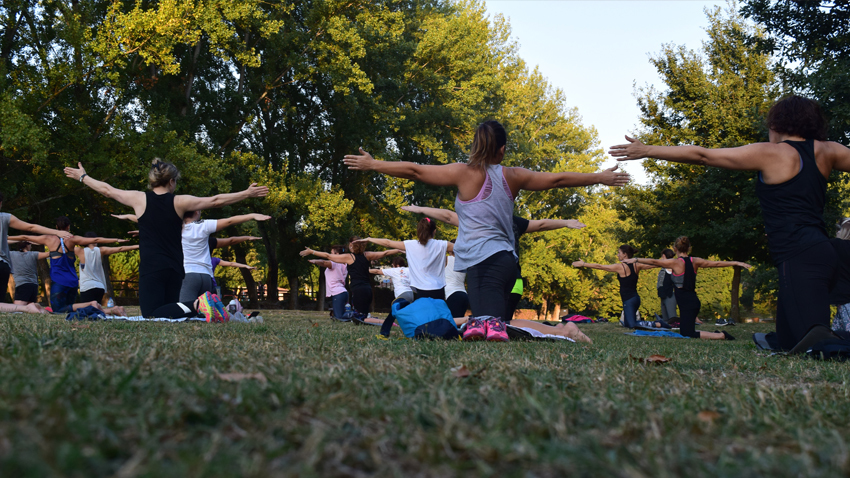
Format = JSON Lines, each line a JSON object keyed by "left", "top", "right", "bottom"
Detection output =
{"left": 609, "top": 135, "right": 784, "bottom": 171}
{"left": 570, "top": 260, "right": 623, "bottom": 273}
{"left": 309, "top": 259, "right": 334, "bottom": 268}
{"left": 692, "top": 257, "right": 752, "bottom": 270}
{"left": 8, "top": 234, "right": 51, "bottom": 245}
{"left": 344, "top": 148, "right": 467, "bottom": 188}
{"left": 525, "top": 219, "right": 586, "bottom": 233}
{"left": 37, "top": 252, "right": 50, "bottom": 260}
{"left": 217, "top": 260, "right": 256, "bottom": 270}
{"left": 111, "top": 214, "right": 138, "bottom": 223}
{"left": 213, "top": 236, "right": 262, "bottom": 248}
{"left": 99, "top": 245, "right": 140, "bottom": 255}
{"left": 173, "top": 184, "right": 269, "bottom": 217}
{"left": 365, "top": 249, "right": 403, "bottom": 260}
{"left": 300, "top": 248, "right": 355, "bottom": 265}
{"left": 401, "top": 205, "right": 459, "bottom": 227}
{"left": 8, "top": 216, "right": 72, "bottom": 239}
{"left": 821, "top": 141, "right": 850, "bottom": 173}
{"left": 73, "top": 236, "right": 129, "bottom": 246}
{"left": 358, "top": 237, "right": 406, "bottom": 250}
{"left": 369, "top": 268, "right": 385, "bottom": 275}
{"left": 624, "top": 257, "right": 684, "bottom": 273}
{"left": 214, "top": 214, "right": 271, "bottom": 233}
{"left": 506, "top": 165, "right": 630, "bottom": 193}
{"left": 64, "top": 163, "right": 146, "bottom": 213}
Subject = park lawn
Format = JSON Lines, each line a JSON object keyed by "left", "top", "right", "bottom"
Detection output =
{"left": 0, "top": 311, "right": 848, "bottom": 477}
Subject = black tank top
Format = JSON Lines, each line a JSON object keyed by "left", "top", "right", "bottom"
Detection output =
{"left": 138, "top": 191, "right": 183, "bottom": 276}
{"left": 680, "top": 257, "right": 697, "bottom": 293}
{"left": 755, "top": 139, "right": 828, "bottom": 264}
{"left": 617, "top": 263, "right": 638, "bottom": 301}
{"left": 348, "top": 253, "right": 371, "bottom": 289}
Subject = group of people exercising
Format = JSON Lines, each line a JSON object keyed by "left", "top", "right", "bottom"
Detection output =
{"left": 0, "top": 94, "right": 840, "bottom": 351}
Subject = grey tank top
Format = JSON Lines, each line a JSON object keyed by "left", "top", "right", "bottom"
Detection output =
{"left": 0, "top": 213, "right": 11, "bottom": 272}
{"left": 80, "top": 247, "right": 107, "bottom": 292}
{"left": 453, "top": 165, "right": 516, "bottom": 271}
{"left": 10, "top": 251, "right": 39, "bottom": 285}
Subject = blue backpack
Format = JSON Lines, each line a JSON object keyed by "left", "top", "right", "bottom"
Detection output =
{"left": 380, "top": 298, "right": 459, "bottom": 340}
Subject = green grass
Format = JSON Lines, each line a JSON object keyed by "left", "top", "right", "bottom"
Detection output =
{"left": 0, "top": 311, "right": 848, "bottom": 477}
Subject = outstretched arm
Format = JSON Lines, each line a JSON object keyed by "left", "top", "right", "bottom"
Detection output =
{"left": 525, "top": 219, "right": 586, "bottom": 233}
{"left": 609, "top": 135, "right": 780, "bottom": 171}
{"left": 344, "top": 148, "right": 466, "bottom": 188}
{"left": 506, "top": 165, "right": 630, "bottom": 193}
{"left": 214, "top": 214, "right": 271, "bottom": 233}
{"left": 99, "top": 245, "right": 140, "bottom": 255}
{"left": 365, "top": 249, "right": 403, "bottom": 261}
{"left": 111, "top": 214, "right": 138, "bottom": 223}
{"left": 300, "top": 248, "right": 355, "bottom": 265}
{"left": 356, "top": 237, "right": 406, "bottom": 251}
{"left": 217, "top": 260, "right": 256, "bottom": 270}
{"left": 37, "top": 252, "right": 50, "bottom": 260}
{"left": 8, "top": 216, "right": 72, "bottom": 239}
{"left": 624, "top": 257, "right": 682, "bottom": 270}
{"left": 309, "top": 259, "right": 333, "bottom": 268}
{"left": 73, "top": 236, "right": 129, "bottom": 246}
{"left": 369, "top": 268, "right": 385, "bottom": 275}
{"left": 173, "top": 184, "right": 269, "bottom": 217}
{"left": 64, "top": 163, "right": 146, "bottom": 212}
{"left": 692, "top": 258, "right": 752, "bottom": 269}
{"left": 401, "top": 205, "right": 459, "bottom": 227}
{"left": 8, "top": 234, "right": 52, "bottom": 245}
{"left": 571, "top": 260, "right": 623, "bottom": 273}
{"left": 213, "top": 236, "right": 262, "bottom": 248}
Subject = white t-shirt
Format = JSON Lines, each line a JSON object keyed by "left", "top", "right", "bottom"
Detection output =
{"left": 403, "top": 239, "right": 448, "bottom": 290}
{"left": 182, "top": 220, "right": 218, "bottom": 276}
{"left": 444, "top": 255, "right": 466, "bottom": 297}
{"left": 381, "top": 267, "right": 412, "bottom": 299}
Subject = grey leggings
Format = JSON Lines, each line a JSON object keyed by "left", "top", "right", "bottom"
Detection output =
{"left": 179, "top": 272, "right": 214, "bottom": 303}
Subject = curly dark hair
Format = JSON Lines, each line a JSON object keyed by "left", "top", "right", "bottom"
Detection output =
{"left": 766, "top": 95, "right": 827, "bottom": 141}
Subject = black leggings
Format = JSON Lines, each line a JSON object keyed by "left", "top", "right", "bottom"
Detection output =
{"left": 79, "top": 288, "right": 105, "bottom": 304}
{"left": 0, "top": 261, "right": 10, "bottom": 303}
{"left": 350, "top": 285, "right": 372, "bottom": 314}
{"left": 466, "top": 250, "right": 517, "bottom": 320}
{"left": 139, "top": 268, "right": 195, "bottom": 318}
{"left": 413, "top": 287, "right": 445, "bottom": 301}
{"left": 674, "top": 288, "right": 702, "bottom": 339}
{"left": 776, "top": 241, "right": 838, "bottom": 350}
{"left": 446, "top": 291, "right": 470, "bottom": 318}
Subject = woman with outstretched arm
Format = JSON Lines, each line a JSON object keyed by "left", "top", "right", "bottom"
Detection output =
{"left": 345, "top": 120, "right": 628, "bottom": 339}
{"left": 610, "top": 95, "right": 850, "bottom": 350}
{"left": 64, "top": 159, "right": 268, "bottom": 317}
{"left": 623, "top": 236, "right": 751, "bottom": 340}
{"left": 301, "top": 237, "right": 401, "bottom": 315}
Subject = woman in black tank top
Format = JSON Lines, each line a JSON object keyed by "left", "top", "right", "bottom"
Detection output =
{"left": 611, "top": 95, "right": 850, "bottom": 350}
{"left": 627, "top": 236, "right": 751, "bottom": 340}
{"left": 301, "top": 236, "right": 402, "bottom": 315}
{"left": 65, "top": 159, "right": 269, "bottom": 317}
{"left": 572, "top": 244, "right": 655, "bottom": 328}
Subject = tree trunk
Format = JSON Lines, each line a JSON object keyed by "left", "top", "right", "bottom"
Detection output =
{"left": 37, "top": 257, "right": 51, "bottom": 305}
{"left": 288, "top": 274, "right": 299, "bottom": 309}
{"left": 102, "top": 254, "right": 114, "bottom": 306}
{"left": 233, "top": 248, "right": 258, "bottom": 308}
{"left": 730, "top": 265, "right": 741, "bottom": 321}
{"left": 551, "top": 303, "right": 561, "bottom": 322}
{"left": 260, "top": 222, "right": 278, "bottom": 304}
{"left": 539, "top": 298, "right": 548, "bottom": 321}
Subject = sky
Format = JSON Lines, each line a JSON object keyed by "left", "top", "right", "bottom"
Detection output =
{"left": 484, "top": 0, "right": 727, "bottom": 183}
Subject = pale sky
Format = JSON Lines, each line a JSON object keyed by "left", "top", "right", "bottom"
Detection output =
{"left": 485, "top": 0, "right": 727, "bottom": 183}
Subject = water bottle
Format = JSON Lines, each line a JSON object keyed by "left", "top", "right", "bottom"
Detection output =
{"left": 107, "top": 297, "right": 115, "bottom": 308}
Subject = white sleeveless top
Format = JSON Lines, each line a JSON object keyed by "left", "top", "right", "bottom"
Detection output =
{"left": 80, "top": 247, "right": 107, "bottom": 292}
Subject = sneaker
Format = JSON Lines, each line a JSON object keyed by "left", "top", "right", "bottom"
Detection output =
{"left": 197, "top": 292, "right": 216, "bottom": 322}
{"left": 715, "top": 318, "right": 735, "bottom": 327}
{"left": 485, "top": 317, "right": 509, "bottom": 342}
{"left": 462, "top": 317, "right": 487, "bottom": 341}
{"left": 211, "top": 294, "right": 230, "bottom": 322}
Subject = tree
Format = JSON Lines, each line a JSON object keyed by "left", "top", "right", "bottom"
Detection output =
{"left": 620, "top": 4, "right": 779, "bottom": 320}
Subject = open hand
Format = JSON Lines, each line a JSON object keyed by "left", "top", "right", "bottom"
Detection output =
{"left": 246, "top": 183, "right": 270, "bottom": 198}
{"left": 128, "top": 230, "right": 139, "bottom": 237}
{"left": 343, "top": 147, "right": 376, "bottom": 171}
{"left": 63, "top": 162, "right": 86, "bottom": 181}
{"left": 571, "top": 260, "right": 585, "bottom": 268}
{"left": 598, "top": 165, "right": 631, "bottom": 187}
{"left": 621, "top": 257, "right": 638, "bottom": 264}
{"left": 565, "top": 220, "right": 586, "bottom": 229}
{"left": 400, "top": 205, "right": 421, "bottom": 213}
{"left": 252, "top": 214, "right": 272, "bottom": 221}
{"left": 299, "top": 247, "right": 314, "bottom": 257}
{"left": 608, "top": 135, "right": 650, "bottom": 161}
{"left": 739, "top": 262, "right": 753, "bottom": 270}
{"left": 57, "top": 231, "right": 73, "bottom": 240}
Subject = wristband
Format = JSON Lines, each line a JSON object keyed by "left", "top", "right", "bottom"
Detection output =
{"left": 79, "top": 173, "right": 87, "bottom": 183}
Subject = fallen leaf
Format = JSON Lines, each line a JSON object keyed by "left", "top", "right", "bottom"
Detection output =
{"left": 630, "top": 354, "right": 672, "bottom": 365}
{"left": 560, "top": 353, "right": 569, "bottom": 359}
{"left": 697, "top": 410, "right": 721, "bottom": 424}
{"left": 312, "top": 323, "right": 319, "bottom": 327}
{"left": 451, "top": 365, "right": 471, "bottom": 378}
{"left": 217, "top": 372, "right": 268, "bottom": 384}
{"left": 356, "top": 337, "right": 366, "bottom": 342}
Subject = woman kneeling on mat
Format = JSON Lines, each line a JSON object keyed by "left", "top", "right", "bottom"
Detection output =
{"left": 572, "top": 245, "right": 653, "bottom": 328}
{"left": 624, "top": 236, "right": 751, "bottom": 340}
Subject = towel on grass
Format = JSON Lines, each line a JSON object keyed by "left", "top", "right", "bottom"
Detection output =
{"left": 507, "top": 325, "right": 575, "bottom": 342}
{"left": 626, "top": 330, "right": 689, "bottom": 339}
{"left": 65, "top": 307, "right": 205, "bottom": 323}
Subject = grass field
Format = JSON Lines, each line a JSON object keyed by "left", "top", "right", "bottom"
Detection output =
{"left": 0, "top": 310, "right": 848, "bottom": 477}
